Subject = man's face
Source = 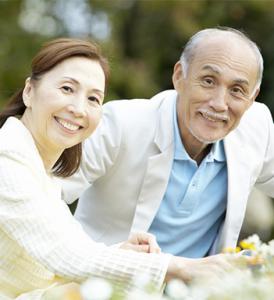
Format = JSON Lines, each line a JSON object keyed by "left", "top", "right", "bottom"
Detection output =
{"left": 173, "top": 35, "right": 259, "bottom": 150}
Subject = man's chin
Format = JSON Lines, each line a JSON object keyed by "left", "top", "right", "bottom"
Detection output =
{"left": 191, "top": 130, "right": 223, "bottom": 145}
{"left": 187, "top": 125, "right": 226, "bottom": 145}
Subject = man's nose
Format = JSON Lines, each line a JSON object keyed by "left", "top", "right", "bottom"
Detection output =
{"left": 209, "top": 88, "right": 228, "bottom": 111}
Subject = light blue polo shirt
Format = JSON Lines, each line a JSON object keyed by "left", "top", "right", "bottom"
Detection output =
{"left": 148, "top": 101, "right": 228, "bottom": 258}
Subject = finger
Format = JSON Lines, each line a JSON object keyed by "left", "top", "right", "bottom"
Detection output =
{"left": 124, "top": 244, "right": 150, "bottom": 253}
{"left": 132, "top": 232, "right": 161, "bottom": 253}
{"left": 145, "top": 235, "right": 161, "bottom": 253}
{"left": 149, "top": 242, "right": 161, "bottom": 254}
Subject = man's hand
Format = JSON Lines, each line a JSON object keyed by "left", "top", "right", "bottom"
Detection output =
{"left": 166, "top": 254, "right": 234, "bottom": 283}
{"left": 120, "top": 232, "right": 161, "bottom": 253}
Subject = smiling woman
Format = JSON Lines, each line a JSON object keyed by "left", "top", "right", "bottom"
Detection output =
{"left": 0, "top": 38, "right": 109, "bottom": 177}
{"left": 0, "top": 38, "right": 172, "bottom": 300}
{"left": 21, "top": 56, "right": 105, "bottom": 173}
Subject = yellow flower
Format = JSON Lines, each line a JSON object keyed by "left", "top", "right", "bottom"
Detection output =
{"left": 222, "top": 246, "right": 241, "bottom": 253}
{"left": 247, "top": 255, "right": 264, "bottom": 266}
{"left": 239, "top": 241, "right": 256, "bottom": 250}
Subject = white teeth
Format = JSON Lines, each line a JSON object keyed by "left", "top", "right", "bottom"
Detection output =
{"left": 199, "top": 109, "right": 229, "bottom": 122}
{"left": 56, "top": 118, "right": 80, "bottom": 131}
{"left": 204, "top": 115, "right": 217, "bottom": 122}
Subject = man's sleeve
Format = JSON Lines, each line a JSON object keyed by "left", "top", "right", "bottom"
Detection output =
{"left": 61, "top": 102, "right": 123, "bottom": 204}
{"left": 255, "top": 105, "right": 274, "bottom": 196}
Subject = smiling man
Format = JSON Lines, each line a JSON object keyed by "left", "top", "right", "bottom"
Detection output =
{"left": 62, "top": 27, "right": 274, "bottom": 257}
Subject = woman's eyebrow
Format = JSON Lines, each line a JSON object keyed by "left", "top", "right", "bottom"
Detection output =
{"left": 62, "top": 76, "right": 79, "bottom": 84}
{"left": 62, "top": 76, "right": 105, "bottom": 96}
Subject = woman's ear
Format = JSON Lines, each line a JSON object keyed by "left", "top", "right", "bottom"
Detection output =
{"left": 172, "top": 61, "right": 184, "bottom": 90}
{"left": 22, "top": 77, "right": 32, "bottom": 108}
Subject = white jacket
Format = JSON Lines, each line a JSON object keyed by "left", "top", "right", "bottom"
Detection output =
{"left": 63, "top": 90, "right": 274, "bottom": 253}
{"left": 0, "top": 117, "right": 169, "bottom": 300}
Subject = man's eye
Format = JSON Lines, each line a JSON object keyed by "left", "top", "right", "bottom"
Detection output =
{"left": 88, "top": 96, "right": 100, "bottom": 104}
{"left": 61, "top": 86, "right": 73, "bottom": 93}
{"left": 202, "top": 77, "right": 214, "bottom": 85}
{"left": 231, "top": 86, "right": 244, "bottom": 95}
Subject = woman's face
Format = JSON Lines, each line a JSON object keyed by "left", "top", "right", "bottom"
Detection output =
{"left": 21, "top": 56, "right": 105, "bottom": 160}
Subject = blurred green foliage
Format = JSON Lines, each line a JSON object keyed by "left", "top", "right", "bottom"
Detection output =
{"left": 1, "top": 0, "right": 274, "bottom": 114}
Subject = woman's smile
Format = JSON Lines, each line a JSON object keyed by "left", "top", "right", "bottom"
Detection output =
{"left": 54, "top": 116, "right": 83, "bottom": 133}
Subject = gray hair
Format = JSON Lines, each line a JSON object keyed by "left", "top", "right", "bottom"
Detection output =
{"left": 180, "top": 27, "right": 264, "bottom": 95}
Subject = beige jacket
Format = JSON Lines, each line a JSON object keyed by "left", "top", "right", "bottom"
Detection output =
{"left": 0, "top": 117, "right": 169, "bottom": 300}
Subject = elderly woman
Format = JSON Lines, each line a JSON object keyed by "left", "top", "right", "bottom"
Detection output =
{"left": 0, "top": 38, "right": 230, "bottom": 300}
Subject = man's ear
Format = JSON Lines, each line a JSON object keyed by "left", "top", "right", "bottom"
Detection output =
{"left": 252, "top": 88, "right": 260, "bottom": 102}
{"left": 247, "top": 87, "right": 260, "bottom": 109}
{"left": 172, "top": 61, "right": 184, "bottom": 90}
{"left": 22, "top": 77, "right": 32, "bottom": 108}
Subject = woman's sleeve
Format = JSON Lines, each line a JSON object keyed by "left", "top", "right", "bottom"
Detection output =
{"left": 0, "top": 151, "right": 170, "bottom": 291}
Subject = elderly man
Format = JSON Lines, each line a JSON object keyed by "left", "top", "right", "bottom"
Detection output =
{"left": 63, "top": 27, "right": 274, "bottom": 257}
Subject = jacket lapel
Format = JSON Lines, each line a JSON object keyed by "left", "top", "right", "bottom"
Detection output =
{"left": 130, "top": 91, "right": 177, "bottom": 232}
{"left": 215, "top": 131, "right": 252, "bottom": 251}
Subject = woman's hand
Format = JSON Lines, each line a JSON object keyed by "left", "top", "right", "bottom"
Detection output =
{"left": 120, "top": 232, "right": 161, "bottom": 253}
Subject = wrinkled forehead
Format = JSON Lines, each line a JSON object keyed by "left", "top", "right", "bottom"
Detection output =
{"left": 190, "top": 35, "right": 259, "bottom": 86}
{"left": 193, "top": 34, "right": 257, "bottom": 64}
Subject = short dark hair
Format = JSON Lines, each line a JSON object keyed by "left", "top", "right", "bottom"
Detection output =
{"left": 0, "top": 38, "right": 109, "bottom": 177}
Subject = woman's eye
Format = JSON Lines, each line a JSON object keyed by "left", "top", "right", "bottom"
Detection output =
{"left": 88, "top": 96, "right": 100, "bottom": 104}
{"left": 61, "top": 86, "right": 73, "bottom": 93}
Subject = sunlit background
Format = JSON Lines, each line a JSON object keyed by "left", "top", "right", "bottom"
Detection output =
{"left": 2, "top": 0, "right": 274, "bottom": 110}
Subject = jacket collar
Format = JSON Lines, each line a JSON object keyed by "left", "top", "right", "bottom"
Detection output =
{"left": 1, "top": 117, "right": 46, "bottom": 173}
{"left": 153, "top": 90, "right": 177, "bottom": 152}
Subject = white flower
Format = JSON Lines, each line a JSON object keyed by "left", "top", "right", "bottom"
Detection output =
{"left": 126, "top": 290, "right": 162, "bottom": 300}
{"left": 243, "top": 234, "right": 262, "bottom": 248}
{"left": 258, "top": 243, "right": 271, "bottom": 256}
{"left": 126, "top": 274, "right": 160, "bottom": 300}
{"left": 133, "top": 273, "right": 152, "bottom": 289}
{"left": 165, "top": 279, "right": 189, "bottom": 299}
{"left": 80, "top": 277, "right": 113, "bottom": 300}
{"left": 267, "top": 240, "right": 274, "bottom": 256}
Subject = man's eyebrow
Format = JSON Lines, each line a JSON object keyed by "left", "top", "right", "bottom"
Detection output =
{"left": 201, "top": 65, "right": 221, "bottom": 74}
{"left": 201, "top": 65, "right": 249, "bottom": 86}
{"left": 233, "top": 78, "right": 249, "bottom": 86}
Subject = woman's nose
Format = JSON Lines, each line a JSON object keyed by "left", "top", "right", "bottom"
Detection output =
{"left": 67, "top": 98, "right": 86, "bottom": 117}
